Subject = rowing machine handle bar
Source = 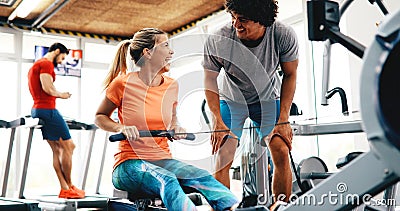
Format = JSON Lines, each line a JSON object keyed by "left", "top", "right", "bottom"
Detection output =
{"left": 109, "top": 131, "right": 196, "bottom": 142}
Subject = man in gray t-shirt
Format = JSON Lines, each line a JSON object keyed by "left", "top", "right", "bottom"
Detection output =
{"left": 202, "top": 0, "right": 298, "bottom": 207}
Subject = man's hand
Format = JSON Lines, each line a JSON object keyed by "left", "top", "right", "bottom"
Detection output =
{"left": 60, "top": 92, "right": 72, "bottom": 99}
{"left": 211, "top": 119, "right": 237, "bottom": 154}
{"left": 268, "top": 123, "right": 293, "bottom": 150}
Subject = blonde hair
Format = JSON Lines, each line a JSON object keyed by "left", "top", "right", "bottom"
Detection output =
{"left": 103, "top": 40, "right": 131, "bottom": 89}
{"left": 103, "top": 28, "right": 166, "bottom": 89}
{"left": 129, "top": 28, "right": 166, "bottom": 67}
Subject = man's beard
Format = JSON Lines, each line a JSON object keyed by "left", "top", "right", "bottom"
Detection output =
{"left": 53, "top": 54, "right": 60, "bottom": 67}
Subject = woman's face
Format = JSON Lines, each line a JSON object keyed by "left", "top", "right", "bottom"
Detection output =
{"left": 150, "top": 34, "right": 174, "bottom": 72}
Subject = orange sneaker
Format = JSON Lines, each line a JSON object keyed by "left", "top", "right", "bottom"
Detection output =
{"left": 58, "top": 188, "right": 84, "bottom": 199}
{"left": 71, "top": 185, "right": 85, "bottom": 197}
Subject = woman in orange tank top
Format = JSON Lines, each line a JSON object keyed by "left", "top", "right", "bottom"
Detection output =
{"left": 95, "top": 28, "right": 239, "bottom": 211}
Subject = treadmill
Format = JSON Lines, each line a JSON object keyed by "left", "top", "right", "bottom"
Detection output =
{"left": 0, "top": 118, "right": 40, "bottom": 211}
{"left": 18, "top": 117, "right": 110, "bottom": 211}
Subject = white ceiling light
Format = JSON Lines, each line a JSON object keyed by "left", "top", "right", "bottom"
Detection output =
{"left": 8, "top": 0, "right": 42, "bottom": 21}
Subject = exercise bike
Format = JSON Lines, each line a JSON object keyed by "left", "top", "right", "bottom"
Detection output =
{"left": 107, "top": 130, "right": 207, "bottom": 211}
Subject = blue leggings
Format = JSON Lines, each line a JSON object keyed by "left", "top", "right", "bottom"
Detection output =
{"left": 112, "top": 159, "right": 239, "bottom": 211}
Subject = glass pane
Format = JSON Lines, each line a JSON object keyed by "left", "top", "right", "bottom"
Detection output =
{"left": 0, "top": 61, "right": 18, "bottom": 197}
{"left": 311, "top": 40, "right": 353, "bottom": 123}
{"left": 85, "top": 130, "right": 115, "bottom": 195}
{"left": 79, "top": 67, "right": 114, "bottom": 194}
{"left": 278, "top": 0, "right": 303, "bottom": 20}
{"left": 289, "top": 21, "right": 321, "bottom": 162}
{"left": 80, "top": 67, "right": 109, "bottom": 122}
{"left": 20, "top": 63, "right": 34, "bottom": 116}
{"left": 0, "top": 61, "right": 18, "bottom": 120}
{"left": 169, "top": 58, "right": 215, "bottom": 171}
{"left": 53, "top": 76, "right": 80, "bottom": 119}
{"left": 302, "top": 5, "right": 368, "bottom": 171}
{"left": 0, "top": 32, "right": 15, "bottom": 54}
{"left": 22, "top": 33, "right": 77, "bottom": 60}
{"left": 291, "top": 21, "right": 314, "bottom": 120}
{"left": 84, "top": 43, "right": 116, "bottom": 63}
{"left": 317, "top": 133, "right": 367, "bottom": 171}
{"left": 20, "top": 128, "right": 59, "bottom": 196}
{"left": 171, "top": 58, "right": 205, "bottom": 132}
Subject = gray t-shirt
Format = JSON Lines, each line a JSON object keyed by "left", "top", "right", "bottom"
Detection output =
{"left": 202, "top": 21, "right": 299, "bottom": 104}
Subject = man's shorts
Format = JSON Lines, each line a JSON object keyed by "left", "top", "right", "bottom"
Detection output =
{"left": 220, "top": 99, "right": 280, "bottom": 141}
{"left": 31, "top": 108, "right": 71, "bottom": 141}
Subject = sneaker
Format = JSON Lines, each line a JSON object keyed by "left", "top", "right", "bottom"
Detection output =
{"left": 237, "top": 195, "right": 258, "bottom": 208}
{"left": 71, "top": 185, "right": 85, "bottom": 197}
{"left": 58, "top": 188, "right": 84, "bottom": 199}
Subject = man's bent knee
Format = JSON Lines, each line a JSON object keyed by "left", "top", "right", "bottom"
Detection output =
{"left": 219, "top": 138, "right": 238, "bottom": 155}
{"left": 267, "top": 136, "right": 289, "bottom": 167}
{"left": 47, "top": 141, "right": 62, "bottom": 154}
{"left": 267, "top": 136, "right": 289, "bottom": 155}
{"left": 59, "top": 139, "right": 75, "bottom": 152}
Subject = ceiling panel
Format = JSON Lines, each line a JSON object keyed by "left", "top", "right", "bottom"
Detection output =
{"left": 0, "top": 0, "right": 225, "bottom": 39}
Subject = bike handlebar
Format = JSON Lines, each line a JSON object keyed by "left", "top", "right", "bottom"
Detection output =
{"left": 109, "top": 130, "right": 196, "bottom": 142}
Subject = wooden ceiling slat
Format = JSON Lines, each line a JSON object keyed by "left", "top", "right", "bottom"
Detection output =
{"left": 0, "top": 0, "right": 225, "bottom": 38}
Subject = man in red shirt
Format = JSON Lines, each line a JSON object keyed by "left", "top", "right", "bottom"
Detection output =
{"left": 28, "top": 43, "right": 84, "bottom": 199}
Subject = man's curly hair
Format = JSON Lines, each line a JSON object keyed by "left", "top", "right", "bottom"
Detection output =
{"left": 225, "top": 0, "right": 279, "bottom": 27}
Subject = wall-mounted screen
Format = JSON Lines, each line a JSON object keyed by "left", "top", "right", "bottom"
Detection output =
{"left": 34, "top": 46, "right": 82, "bottom": 77}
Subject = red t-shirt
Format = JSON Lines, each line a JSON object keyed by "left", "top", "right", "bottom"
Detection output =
{"left": 28, "top": 58, "right": 56, "bottom": 109}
